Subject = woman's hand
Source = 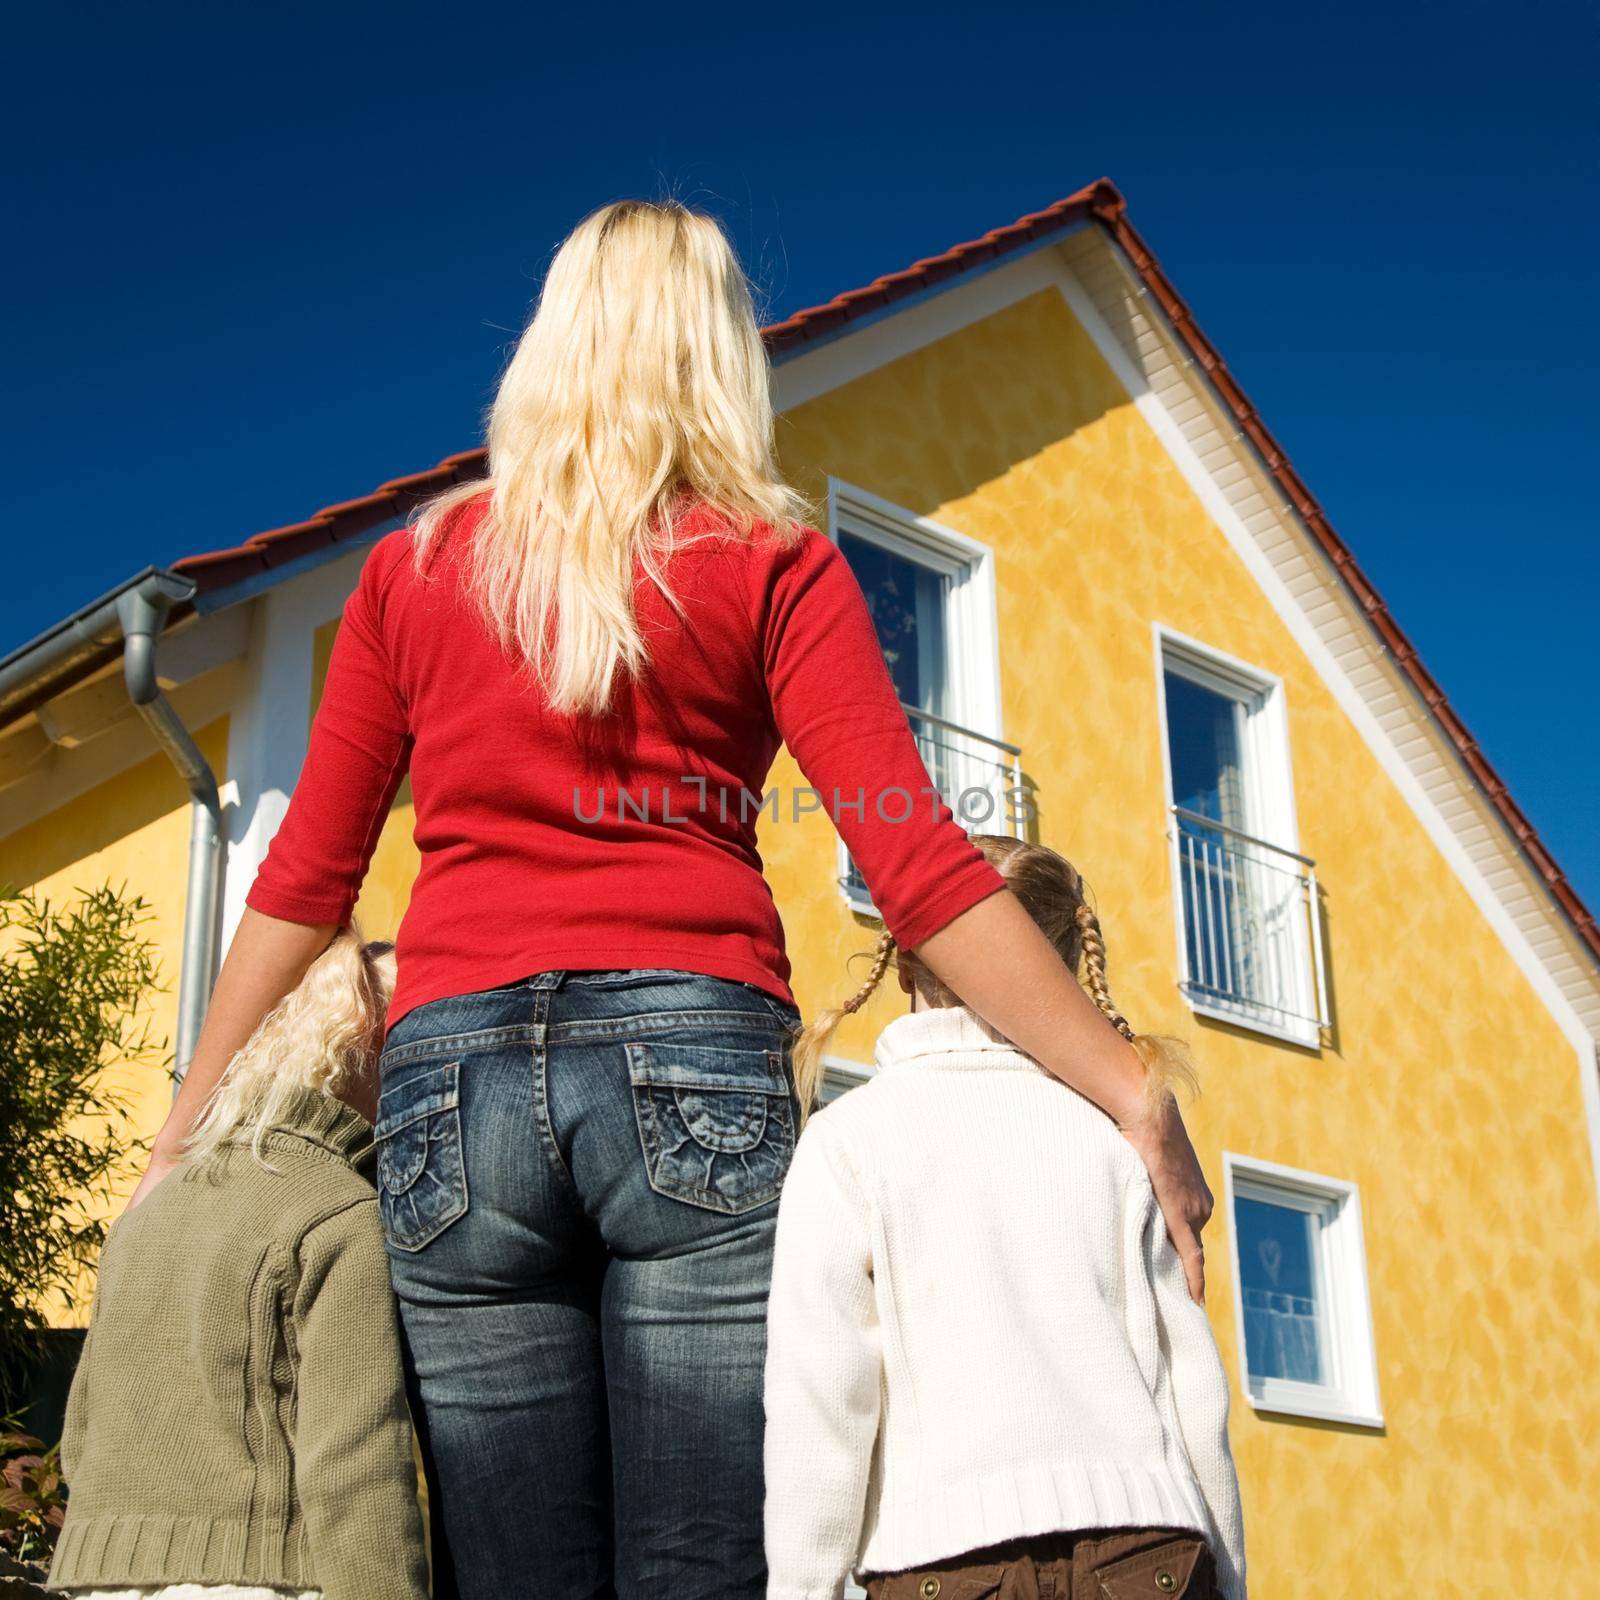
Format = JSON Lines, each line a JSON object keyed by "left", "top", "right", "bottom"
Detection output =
{"left": 125, "top": 1145, "right": 182, "bottom": 1211}
{"left": 1119, "top": 1092, "right": 1213, "bottom": 1304}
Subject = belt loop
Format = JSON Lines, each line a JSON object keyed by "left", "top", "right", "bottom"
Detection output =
{"left": 525, "top": 970, "right": 567, "bottom": 992}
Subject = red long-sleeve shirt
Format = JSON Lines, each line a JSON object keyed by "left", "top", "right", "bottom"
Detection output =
{"left": 248, "top": 500, "right": 1006, "bottom": 1025}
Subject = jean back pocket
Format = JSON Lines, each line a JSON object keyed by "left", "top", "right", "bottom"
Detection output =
{"left": 626, "top": 1041, "right": 795, "bottom": 1214}
{"left": 375, "top": 1059, "right": 469, "bottom": 1251}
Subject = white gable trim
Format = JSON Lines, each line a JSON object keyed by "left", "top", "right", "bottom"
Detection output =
{"left": 773, "top": 249, "right": 1069, "bottom": 412}
{"left": 1048, "top": 242, "right": 1600, "bottom": 1205}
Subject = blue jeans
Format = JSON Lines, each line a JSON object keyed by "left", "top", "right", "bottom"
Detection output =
{"left": 376, "top": 969, "right": 801, "bottom": 1600}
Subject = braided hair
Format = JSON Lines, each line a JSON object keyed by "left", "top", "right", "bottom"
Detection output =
{"left": 1074, "top": 902, "right": 1135, "bottom": 1041}
{"left": 790, "top": 928, "right": 897, "bottom": 1117}
{"left": 789, "top": 835, "right": 1196, "bottom": 1124}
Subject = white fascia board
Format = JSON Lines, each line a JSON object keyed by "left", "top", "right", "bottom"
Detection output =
{"left": 218, "top": 545, "right": 369, "bottom": 947}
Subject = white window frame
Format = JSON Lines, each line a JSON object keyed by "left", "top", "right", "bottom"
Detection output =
{"left": 820, "top": 1054, "right": 874, "bottom": 1104}
{"left": 1153, "top": 625, "right": 1322, "bottom": 1048}
{"left": 1222, "top": 1152, "right": 1383, "bottom": 1429}
{"left": 827, "top": 481, "right": 1003, "bottom": 918}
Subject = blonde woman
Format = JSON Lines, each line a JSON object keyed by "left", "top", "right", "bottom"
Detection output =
{"left": 56, "top": 934, "right": 428, "bottom": 1600}
{"left": 127, "top": 201, "right": 1213, "bottom": 1600}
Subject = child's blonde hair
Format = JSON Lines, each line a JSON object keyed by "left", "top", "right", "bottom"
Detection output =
{"left": 792, "top": 836, "right": 1198, "bottom": 1120}
{"left": 185, "top": 930, "right": 396, "bottom": 1167}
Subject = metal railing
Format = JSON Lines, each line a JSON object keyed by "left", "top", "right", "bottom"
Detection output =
{"left": 1170, "top": 805, "right": 1329, "bottom": 1035}
{"left": 842, "top": 704, "right": 1028, "bottom": 903}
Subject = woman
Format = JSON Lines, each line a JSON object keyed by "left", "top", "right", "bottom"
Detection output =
{"left": 130, "top": 201, "right": 1213, "bottom": 1600}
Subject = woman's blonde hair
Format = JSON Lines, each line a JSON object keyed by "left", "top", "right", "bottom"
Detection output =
{"left": 413, "top": 199, "right": 808, "bottom": 716}
{"left": 185, "top": 931, "right": 396, "bottom": 1168}
{"left": 791, "top": 835, "right": 1198, "bottom": 1120}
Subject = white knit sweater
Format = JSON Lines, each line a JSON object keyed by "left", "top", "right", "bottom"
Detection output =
{"left": 763, "top": 1007, "right": 1246, "bottom": 1600}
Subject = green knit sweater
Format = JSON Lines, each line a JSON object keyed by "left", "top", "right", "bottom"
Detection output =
{"left": 50, "top": 1091, "right": 428, "bottom": 1600}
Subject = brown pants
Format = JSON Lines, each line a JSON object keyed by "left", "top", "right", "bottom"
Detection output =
{"left": 865, "top": 1528, "right": 1219, "bottom": 1600}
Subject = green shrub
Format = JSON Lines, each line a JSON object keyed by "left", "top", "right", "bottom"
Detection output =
{"left": 0, "top": 886, "right": 162, "bottom": 1399}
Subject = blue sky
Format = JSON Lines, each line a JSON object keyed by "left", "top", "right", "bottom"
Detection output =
{"left": 5, "top": 1, "right": 1596, "bottom": 910}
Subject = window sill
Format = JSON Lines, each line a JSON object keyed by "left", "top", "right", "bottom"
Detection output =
{"left": 1245, "top": 1388, "right": 1384, "bottom": 1430}
{"left": 823, "top": 1056, "right": 873, "bottom": 1103}
{"left": 1184, "top": 990, "right": 1322, "bottom": 1051}
{"left": 840, "top": 882, "right": 882, "bottom": 921}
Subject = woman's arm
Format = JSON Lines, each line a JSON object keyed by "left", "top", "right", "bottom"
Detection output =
{"left": 130, "top": 542, "right": 412, "bottom": 1207}
{"left": 760, "top": 532, "right": 1008, "bottom": 950}
{"left": 127, "top": 908, "right": 336, "bottom": 1207}
{"left": 758, "top": 534, "right": 1213, "bottom": 1301}
{"left": 915, "top": 890, "right": 1215, "bottom": 1305}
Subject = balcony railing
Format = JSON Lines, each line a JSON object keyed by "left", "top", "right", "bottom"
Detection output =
{"left": 1169, "top": 805, "right": 1328, "bottom": 1039}
{"left": 841, "top": 704, "right": 1027, "bottom": 906}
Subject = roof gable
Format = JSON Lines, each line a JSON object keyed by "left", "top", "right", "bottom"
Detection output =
{"left": 113, "top": 182, "right": 1600, "bottom": 995}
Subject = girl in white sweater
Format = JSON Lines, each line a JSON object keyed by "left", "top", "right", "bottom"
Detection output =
{"left": 764, "top": 836, "right": 1246, "bottom": 1600}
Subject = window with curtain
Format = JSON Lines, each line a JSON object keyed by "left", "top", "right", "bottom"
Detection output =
{"left": 1235, "top": 1191, "right": 1327, "bottom": 1385}
{"left": 1224, "top": 1155, "right": 1383, "bottom": 1427}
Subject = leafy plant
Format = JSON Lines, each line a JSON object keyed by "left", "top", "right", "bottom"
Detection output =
{"left": 0, "top": 1429, "right": 63, "bottom": 1568}
{"left": 0, "top": 886, "right": 162, "bottom": 1398}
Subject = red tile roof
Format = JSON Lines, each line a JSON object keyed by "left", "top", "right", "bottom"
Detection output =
{"left": 761, "top": 181, "right": 1107, "bottom": 355}
{"left": 171, "top": 448, "right": 491, "bottom": 590}
{"left": 168, "top": 181, "right": 1599, "bottom": 967}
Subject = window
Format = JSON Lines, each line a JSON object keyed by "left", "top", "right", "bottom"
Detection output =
{"left": 838, "top": 530, "right": 949, "bottom": 720}
{"left": 820, "top": 1056, "right": 872, "bottom": 1104}
{"left": 1235, "top": 1191, "right": 1325, "bottom": 1385}
{"left": 1156, "top": 629, "right": 1326, "bottom": 1046}
{"left": 1222, "top": 1154, "right": 1382, "bottom": 1428}
{"left": 829, "top": 483, "right": 1015, "bottom": 912}
{"left": 1165, "top": 670, "right": 1252, "bottom": 833}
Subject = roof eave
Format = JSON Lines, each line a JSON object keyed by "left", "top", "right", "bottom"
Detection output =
{"left": 170, "top": 449, "right": 488, "bottom": 595}
{"left": 0, "top": 566, "right": 195, "bottom": 729}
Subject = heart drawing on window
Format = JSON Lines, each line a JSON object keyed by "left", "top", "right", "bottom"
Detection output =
{"left": 1258, "top": 1238, "right": 1283, "bottom": 1285}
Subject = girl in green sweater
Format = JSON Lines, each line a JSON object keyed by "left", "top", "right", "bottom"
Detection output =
{"left": 50, "top": 932, "right": 429, "bottom": 1600}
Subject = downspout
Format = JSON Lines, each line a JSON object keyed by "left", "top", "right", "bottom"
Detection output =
{"left": 117, "top": 578, "right": 223, "bottom": 1083}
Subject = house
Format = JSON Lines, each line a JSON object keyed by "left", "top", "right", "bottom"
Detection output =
{"left": 3, "top": 179, "right": 1598, "bottom": 1591}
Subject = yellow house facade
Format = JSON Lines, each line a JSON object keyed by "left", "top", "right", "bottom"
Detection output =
{"left": 4, "top": 181, "right": 1598, "bottom": 1594}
